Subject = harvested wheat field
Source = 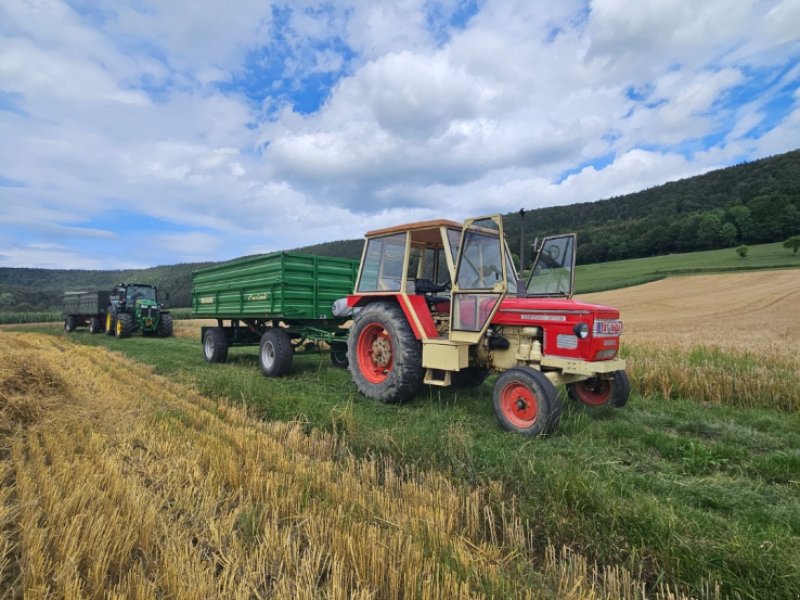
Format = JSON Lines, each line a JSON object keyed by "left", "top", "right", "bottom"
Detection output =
{"left": 581, "top": 269, "right": 800, "bottom": 411}
{"left": 0, "top": 332, "right": 702, "bottom": 599}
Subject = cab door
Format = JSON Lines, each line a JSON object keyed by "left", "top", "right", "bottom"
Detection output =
{"left": 449, "top": 215, "right": 508, "bottom": 344}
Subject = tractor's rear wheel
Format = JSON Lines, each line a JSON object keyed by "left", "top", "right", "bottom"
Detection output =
{"left": 330, "top": 342, "right": 349, "bottom": 369}
{"left": 105, "top": 312, "right": 115, "bottom": 336}
{"left": 347, "top": 302, "right": 423, "bottom": 404}
{"left": 203, "top": 328, "right": 229, "bottom": 363}
{"left": 567, "top": 370, "right": 630, "bottom": 408}
{"left": 88, "top": 317, "right": 101, "bottom": 334}
{"left": 64, "top": 316, "right": 76, "bottom": 334}
{"left": 115, "top": 313, "right": 133, "bottom": 339}
{"left": 259, "top": 328, "right": 293, "bottom": 377}
{"left": 493, "top": 367, "right": 561, "bottom": 436}
{"left": 158, "top": 313, "right": 173, "bottom": 337}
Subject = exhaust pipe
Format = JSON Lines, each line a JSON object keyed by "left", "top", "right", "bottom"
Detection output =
{"left": 517, "top": 208, "right": 527, "bottom": 297}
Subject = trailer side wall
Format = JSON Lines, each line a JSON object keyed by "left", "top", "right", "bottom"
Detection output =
{"left": 63, "top": 291, "right": 110, "bottom": 316}
{"left": 192, "top": 252, "right": 358, "bottom": 320}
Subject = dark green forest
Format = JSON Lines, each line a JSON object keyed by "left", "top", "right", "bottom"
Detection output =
{"left": 2, "top": 148, "right": 798, "bottom": 310}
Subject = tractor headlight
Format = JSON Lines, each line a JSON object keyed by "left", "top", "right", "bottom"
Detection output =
{"left": 573, "top": 322, "right": 590, "bottom": 339}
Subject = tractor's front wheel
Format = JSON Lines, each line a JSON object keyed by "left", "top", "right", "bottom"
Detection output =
{"left": 115, "top": 314, "right": 133, "bottom": 339}
{"left": 347, "top": 302, "right": 423, "bottom": 404}
{"left": 567, "top": 370, "right": 630, "bottom": 408}
{"left": 203, "top": 328, "right": 229, "bottom": 363}
{"left": 493, "top": 367, "right": 561, "bottom": 436}
{"left": 259, "top": 328, "right": 293, "bottom": 377}
{"left": 105, "top": 312, "right": 115, "bottom": 336}
{"left": 158, "top": 314, "right": 173, "bottom": 337}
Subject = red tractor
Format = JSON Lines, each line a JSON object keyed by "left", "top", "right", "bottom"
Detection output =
{"left": 343, "top": 215, "right": 629, "bottom": 436}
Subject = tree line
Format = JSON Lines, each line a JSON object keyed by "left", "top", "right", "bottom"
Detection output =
{"left": 1, "top": 148, "right": 798, "bottom": 310}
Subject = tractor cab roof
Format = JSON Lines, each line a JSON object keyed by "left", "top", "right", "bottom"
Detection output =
{"left": 365, "top": 219, "right": 462, "bottom": 248}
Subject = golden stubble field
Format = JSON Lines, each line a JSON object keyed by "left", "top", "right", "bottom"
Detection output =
{"left": 0, "top": 333, "right": 697, "bottom": 599}
{"left": 581, "top": 270, "right": 800, "bottom": 412}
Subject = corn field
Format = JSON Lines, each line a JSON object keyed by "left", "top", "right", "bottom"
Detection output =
{"left": 0, "top": 332, "right": 706, "bottom": 599}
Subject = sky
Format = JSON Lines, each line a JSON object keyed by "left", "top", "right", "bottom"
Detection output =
{"left": 1, "top": 0, "right": 799, "bottom": 269}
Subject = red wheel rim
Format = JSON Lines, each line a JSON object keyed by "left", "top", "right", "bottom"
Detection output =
{"left": 499, "top": 382, "right": 539, "bottom": 428}
{"left": 356, "top": 323, "right": 392, "bottom": 384}
{"left": 574, "top": 379, "right": 611, "bottom": 406}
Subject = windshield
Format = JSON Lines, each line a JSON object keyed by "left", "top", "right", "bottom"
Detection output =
{"left": 526, "top": 234, "right": 575, "bottom": 297}
{"left": 126, "top": 285, "right": 157, "bottom": 303}
{"left": 455, "top": 218, "right": 504, "bottom": 290}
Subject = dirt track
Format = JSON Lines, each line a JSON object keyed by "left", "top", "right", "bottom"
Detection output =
{"left": 580, "top": 269, "right": 799, "bottom": 352}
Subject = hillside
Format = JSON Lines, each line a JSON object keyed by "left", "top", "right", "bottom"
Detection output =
{"left": 1, "top": 148, "right": 798, "bottom": 310}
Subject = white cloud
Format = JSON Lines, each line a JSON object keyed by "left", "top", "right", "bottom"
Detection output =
{"left": 0, "top": 0, "right": 798, "bottom": 269}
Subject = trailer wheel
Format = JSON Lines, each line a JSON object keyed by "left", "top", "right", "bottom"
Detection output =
{"left": 105, "top": 312, "right": 115, "bottom": 336}
{"left": 115, "top": 313, "right": 133, "bottom": 339}
{"left": 493, "top": 367, "right": 561, "bottom": 436}
{"left": 158, "top": 314, "right": 173, "bottom": 337}
{"left": 203, "top": 328, "right": 228, "bottom": 363}
{"left": 88, "top": 317, "right": 102, "bottom": 334}
{"left": 348, "top": 302, "right": 423, "bottom": 404}
{"left": 451, "top": 367, "right": 491, "bottom": 388}
{"left": 64, "top": 316, "right": 76, "bottom": 334}
{"left": 260, "top": 328, "right": 293, "bottom": 377}
{"left": 567, "top": 370, "right": 630, "bottom": 408}
{"left": 330, "top": 342, "right": 349, "bottom": 369}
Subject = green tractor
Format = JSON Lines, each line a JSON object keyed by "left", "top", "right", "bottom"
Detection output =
{"left": 104, "top": 282, "right": 173, "bottom": 339}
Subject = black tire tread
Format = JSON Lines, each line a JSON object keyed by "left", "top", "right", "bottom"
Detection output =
{"left": 260, "top": 328, "right": 293, "bottom": 377}
{"left": 158, "top": 313, "right": 174, "bottom": 337}
{"left": 347, "top": 302, "right": 423, "bottom": 404}
{"left": 115, "top": 313, "right": 133, "bottom": 338}
{"left": 203, "top": 328, "right": 229, "bottom": 364}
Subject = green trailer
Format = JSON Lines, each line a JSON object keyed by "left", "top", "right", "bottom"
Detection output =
{"left": 192, "top": 252, "right": 359, "bottom": 375}
{"left": 63, "top": 291, "right": 110, "bottom": 334}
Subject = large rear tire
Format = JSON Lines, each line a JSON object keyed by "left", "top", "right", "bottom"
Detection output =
{"left": 203, "top": 328, "right": 229, "bottom": 363}
{"left": 105, "top": 312, "right": 115, "bottom": 336}
{"left": 158, "top": 313, "right": 173, "bottom": 337}
{"left": 115, "top": 313, "right": 133, "bottom": 339}
{"left": 64, "top": 316, "right": 76, "bottom": 334}
{"left": 259, "top": 328, "right": 293, "bottom": 377}
{"left": 493, "top": 367, "right": 561, "bottom": 436}
{"left": 567, "top": 370, "right": 630, "bottom": 408}
{"left": 347, "top": 302, "right": 423, "bottom": 404}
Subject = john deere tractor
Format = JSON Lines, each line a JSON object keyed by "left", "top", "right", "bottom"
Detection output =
{"left": 104, "top": 282, "right": 173, "bottom": 339}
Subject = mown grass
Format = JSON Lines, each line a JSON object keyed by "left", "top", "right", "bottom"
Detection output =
{"left": 575, "top": 241, "right": 800, "bottom": 292}
{"left": 23, "top": 324, "right": 799, "bottom": 600}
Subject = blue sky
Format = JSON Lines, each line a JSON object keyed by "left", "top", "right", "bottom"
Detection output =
{"left": 1, "top": 0, "right": 799, "bottom": 269}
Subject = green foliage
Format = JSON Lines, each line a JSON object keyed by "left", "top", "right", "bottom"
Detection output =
{"left": 736, "top": 245, "right": 749, "bottom": 258}
{"left": 783, "top": 235, "right": 800, "bottom": 254}
{"left": 19, "top": 328, "right": 799, "bottom": 600}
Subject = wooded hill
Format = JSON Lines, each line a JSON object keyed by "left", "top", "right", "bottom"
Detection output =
{"left": 1, "top": 148, "right": 798, "bottom": 310}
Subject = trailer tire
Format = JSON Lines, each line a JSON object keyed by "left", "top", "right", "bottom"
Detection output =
{"left": 330, "top": 342, "right": 349, "bottom": 369}
{"left": 203, "top": 328, "right": 229, "bottom": 363}
{"left": 88, "top": 317, "right": 102, "bottom": 334}
{"left": 64, "top": 316, "right": 76, "bottom": 334}
{"left": 451, "top": 367, "right": 491, "bottom": 388}
{"left": 493, "top": 367, "right": 561, "bottom": 436}
{"left": 567, "top": 370, "right": 630, "bottom": 408}
{"left": 348, "top": 302, "right": 423, "bottom": 404}
{"left": 260, "top": 328, "right": 293, "bottom": 377}
{"left": 115, "top": 313, "right": 133, "bottom": 339}
{"left": 105, "top": 312, "right": 115, "bottom": 336}
{"left": 158, "top": 313, "right": 173, "bottom": 337}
